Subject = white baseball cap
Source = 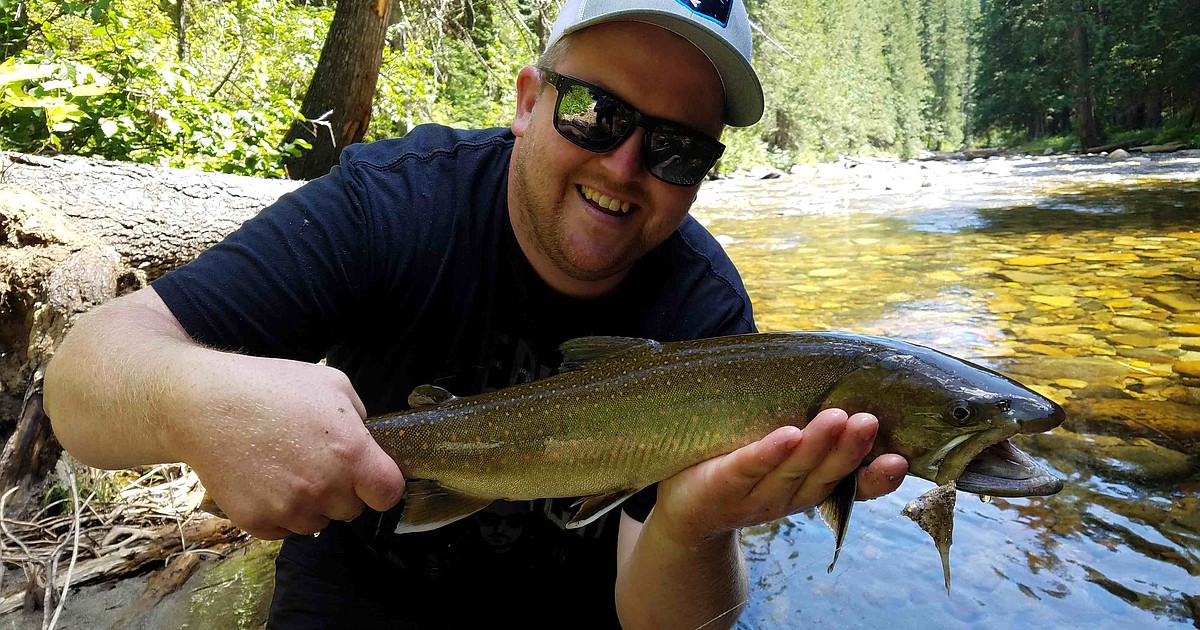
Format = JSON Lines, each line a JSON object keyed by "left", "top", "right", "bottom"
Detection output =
{"left": 545, "top": 0, "right": 764, "bottom": 127}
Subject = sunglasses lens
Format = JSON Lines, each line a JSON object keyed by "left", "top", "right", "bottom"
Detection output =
{"left": 546, "top": 71, "right": 721, "bottom": 187}
{"left": 555, "top": 84, "right": 634, "bottom": 151}
{"left": 645, "top": 125, "right": 719, "bottom": 186}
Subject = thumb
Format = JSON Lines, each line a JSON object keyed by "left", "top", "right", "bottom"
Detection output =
{"left": 353, "top": 443, "right": 406, "bottom": 512}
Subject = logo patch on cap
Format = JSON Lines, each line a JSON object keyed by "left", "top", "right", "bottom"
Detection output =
{"left": 675, "top": 0, "right": 732, "bottom": 27}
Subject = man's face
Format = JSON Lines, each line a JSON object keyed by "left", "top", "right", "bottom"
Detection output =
{"left": 508, "top": 21, "right": 725, "bottom": 298}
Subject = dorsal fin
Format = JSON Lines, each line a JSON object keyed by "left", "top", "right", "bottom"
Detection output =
{"left": 408, "top": 385, "right": 457, "bottom": 408}
{"left": 558, "top": 336, "right": 662, "bottom": 372}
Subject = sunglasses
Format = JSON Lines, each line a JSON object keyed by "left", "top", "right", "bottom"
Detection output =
{"left": 538, "top": 67, "right": 725, "bottom": 187}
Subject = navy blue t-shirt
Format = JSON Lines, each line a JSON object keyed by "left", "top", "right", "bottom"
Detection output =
{"left": 153, "top": 124, "right": 755, "bottom": 628}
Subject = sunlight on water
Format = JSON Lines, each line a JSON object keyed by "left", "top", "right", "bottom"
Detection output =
{"left": 694, "top": 152, "right": 1200, "bottom": 629}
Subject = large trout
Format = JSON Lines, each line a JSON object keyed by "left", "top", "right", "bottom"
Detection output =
{"left": 368, "top": 332, "right": 1064, "bottom": 559}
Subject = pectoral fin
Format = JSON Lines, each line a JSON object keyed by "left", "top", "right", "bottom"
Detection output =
{"left": 565, "top": 489, "right": 639, "bottom": 529}
{"left": 408, "top": 385, "right": 458, "bottom": 408}
{"left": 817, "top": 474, "right": 857, "bottom": 573}
{"left": 393, "top": 479, "right": 492, "bottom": 534}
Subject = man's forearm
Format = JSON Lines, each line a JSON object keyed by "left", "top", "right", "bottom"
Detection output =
{"left": 44, "top": 288, "right": 196, "bottom": 469}
{"left": 616, "top": 511, "right": 748, "bottom": 630}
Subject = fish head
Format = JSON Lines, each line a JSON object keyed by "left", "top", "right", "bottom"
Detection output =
{"left": 821, "top": 340, "right": 1066, "bottom": 497}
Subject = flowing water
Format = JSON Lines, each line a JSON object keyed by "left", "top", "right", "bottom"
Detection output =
{"left": 691, "top": 151, "right": 1200, "bottom": 629}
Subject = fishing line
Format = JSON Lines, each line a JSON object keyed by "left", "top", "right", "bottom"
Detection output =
{"left": 691, "top": 504, "right": 918, "bottom": 630}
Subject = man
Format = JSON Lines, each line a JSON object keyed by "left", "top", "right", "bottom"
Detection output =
{"left": 44, "top": 0, "right": 908, "bottom": 627}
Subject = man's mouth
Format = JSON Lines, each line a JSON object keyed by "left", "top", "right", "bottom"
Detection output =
{"left": 580, "top": 184, "right": 634, "bottom": 216}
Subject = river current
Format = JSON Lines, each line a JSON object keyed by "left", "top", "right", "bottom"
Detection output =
{"left": 692, "top": 151, "right": 1200, "bottom": 629}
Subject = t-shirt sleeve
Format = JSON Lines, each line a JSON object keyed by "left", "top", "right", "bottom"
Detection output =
{"left": 151, "top": 166, "right": 375, "bottom": 361}
{"left": 621, "top": 484, "right": 658, "bottom": 523}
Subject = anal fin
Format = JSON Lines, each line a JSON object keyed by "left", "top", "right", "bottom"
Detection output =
{"left": 565, "top": 488, "right": 640, "bottom": 529}
{"left": 394, "top": 479, "right": 492, "bottom": 534}
{"left": 817, "top": 474, "right": 857, "bottom": 573}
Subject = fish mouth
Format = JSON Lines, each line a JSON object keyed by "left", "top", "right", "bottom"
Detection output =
{"left": 954, "top": 439, "right": 1063, "bottom": 497}
{"left": 940, "top": 401, "right": 1066, "bottom": 497}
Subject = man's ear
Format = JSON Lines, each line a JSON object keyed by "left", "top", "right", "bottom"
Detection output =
{"left": 512, "top": 65, "right": 542, "bottom": 138}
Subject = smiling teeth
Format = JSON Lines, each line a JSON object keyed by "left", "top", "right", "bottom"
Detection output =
{"left": 581, "top": 185, "right": 633, "bottom": 214}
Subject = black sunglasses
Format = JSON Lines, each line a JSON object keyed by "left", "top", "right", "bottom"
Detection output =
{"left": 538, "top": 67, "right": 724, "bottom": 187}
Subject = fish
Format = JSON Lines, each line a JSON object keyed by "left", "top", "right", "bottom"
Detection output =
{"left": 364, "top": 332, "right": 1065, "bottom": 561}
{"left": 200, "top": 332, "right": 1066, "bottom": 582}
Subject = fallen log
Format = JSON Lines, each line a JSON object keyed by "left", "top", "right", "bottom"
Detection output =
{"left": 0, "top": 151, "right": 299, "bottom": 518}
{"left": 110, "top": 550, "right": 202, "bottom": 629}
{"left": 1081, "top": 139, "right": 1140, "bottom": 154}
{"left": 1132, "top": 142, "right": 1188, "bottom": 153}
{"left": 919, "top": 147, "right": 1006, "bottom": 161}
{"left": 0, "top": 515, "right": 243, "bottom": 615}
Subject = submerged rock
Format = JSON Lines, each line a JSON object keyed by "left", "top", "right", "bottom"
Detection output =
{"left": 1064, "top": 398, "right": 1200, "bottom": 442}
{"left": 1021, "top": 430, "right": 1194, "bottom": 484}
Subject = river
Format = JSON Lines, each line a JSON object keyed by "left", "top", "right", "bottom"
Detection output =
{"left": 690, "top": 151, "right": 1200, "bottom": 629}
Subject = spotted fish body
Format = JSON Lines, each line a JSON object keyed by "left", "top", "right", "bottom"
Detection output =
{"left": 365, "top": 332, "right": 1065, "bottom": 534}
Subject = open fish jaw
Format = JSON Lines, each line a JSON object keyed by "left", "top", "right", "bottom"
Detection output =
{"left": 956, "top": 439, "right": 1063, "bottom": 497}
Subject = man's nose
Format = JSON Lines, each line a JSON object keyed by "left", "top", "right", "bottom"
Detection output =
{"left": 596, "top": 128, "right": 646, "bottom": 181}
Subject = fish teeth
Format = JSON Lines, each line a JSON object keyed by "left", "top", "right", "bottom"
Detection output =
{"left": 580, "top": 185, "right": 632, "bottom": 214}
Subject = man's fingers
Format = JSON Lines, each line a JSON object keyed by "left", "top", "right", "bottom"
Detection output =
{"left": 245, "top": 525, "right": 293, "bottom": 540}
{"left": 778, "top": 408, "right": 851, "bottom": 483}
{"left": 324, "top": 500, "right": 367, "bottom": 523}
{"left": 743, "top": 409, "right": 847, "bottom": 503}
{"left": 353, "top": 446, "right": 407, "bottom": 512}
{"left": 805, "top": 411, "right": 878, "bottom": 485}
{"left": 723, "top": 425, "right": 803, "bottom": 490}
{"left": 287, "top": 514, "right": 332, "bottom": 536}
{"left": 856, "top": 453, "right": 908, "bottom": 500}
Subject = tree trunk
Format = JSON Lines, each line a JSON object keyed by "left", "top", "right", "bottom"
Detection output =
{"left": 1072, "top": 16, "right": 1104, "bottom": 150}
{"left": 281, "top": 0, "right": 395, "bottom": 181}
{"left": 173, "top": 0, "right": 187, "bottom": 61}
{"left": 0, "top": 151, "right": 299, "bottom": 517}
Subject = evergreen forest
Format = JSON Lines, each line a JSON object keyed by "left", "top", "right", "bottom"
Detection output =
{"left": 1, "top": 0, "right": 1198, "bottom": 179}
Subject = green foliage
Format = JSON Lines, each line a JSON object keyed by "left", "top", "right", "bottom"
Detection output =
{"left": 1, "top": 0, "right": 321, "bottom": 176}
{"left": 10, "top": 0, "right": 1187, "bottom": 174}
{"left": 973, "top": 0, "right": 1200, "bottom": 147}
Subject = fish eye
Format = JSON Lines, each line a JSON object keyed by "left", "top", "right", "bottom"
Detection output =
{"left": 996, "top": 399, "right": 1011, "bottom": 413}
{"left": 949, "top": 402, "right": 973, "bottom": 425}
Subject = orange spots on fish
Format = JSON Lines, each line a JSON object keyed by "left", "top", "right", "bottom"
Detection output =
{"left": 396, "top": 429, "right": 406, "bottom": 437}
{"left": 451, "top": 433, "right": 458, "bottom": 441}
{"left": 639, "top": 443, "right": 647, "bottom": 450}
{"left": 422, "top": 442, "right": 429, "bottom": 450}
{"left": 475, "top": 436, "right": 482, "bottom": 444}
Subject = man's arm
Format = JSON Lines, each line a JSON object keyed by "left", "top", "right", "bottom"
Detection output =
{"left": 43, "top": 286, "right": 405, "bottom": 539}
{"left": 614, "top": 409, "right": 908, "bottom": 630}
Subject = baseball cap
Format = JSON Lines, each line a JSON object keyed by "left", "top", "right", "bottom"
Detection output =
{"left": 545, "top": 0, "right": 764, "bottom": 127}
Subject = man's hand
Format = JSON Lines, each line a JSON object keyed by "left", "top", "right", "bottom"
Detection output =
{"left": 44, "top": 287, "right": 405, "bottom": 541}
{"left": 652, "top": 408, "right": 908, "bottom": 547}
{"left": 170, "top": 355, "right": 406, "bottom": 540}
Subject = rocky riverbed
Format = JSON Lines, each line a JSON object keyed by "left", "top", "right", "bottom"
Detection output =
{"left": 694, "top": 149, "right": 1199, "bottom": 629}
